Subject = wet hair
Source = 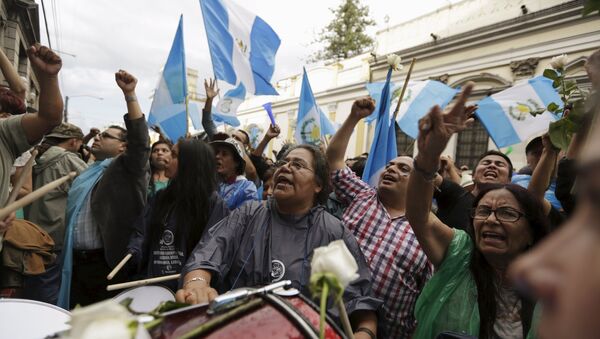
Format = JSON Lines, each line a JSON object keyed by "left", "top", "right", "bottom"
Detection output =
{"left": 0, "top": 88, "right": 26, "bottom": 115}
{"left": 468, "top": 183, "right": 549, "bottom": 338}
{"left": 476, "top": 150, "right": 514, "bottom": 178}
{"left": 281, "top": 144, "right": 331, "bottom": 205}
{"left": 149, "top": 139, "right": 217, "bottom": 257}
{"left": 108, "top": 125, "right": 128, "bottom": 141}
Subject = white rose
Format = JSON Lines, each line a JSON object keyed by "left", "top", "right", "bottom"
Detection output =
{"left": 310, "top": 239, "right": 359, "bottom": 288}
{"left": 387, "top": 54, "right": 403, "bottom": 71}
{"left": 550, "top": 54, "right": 568, "bottom": 69}
{"left": 67, "top": 300, "right": 133, "bottom": 339}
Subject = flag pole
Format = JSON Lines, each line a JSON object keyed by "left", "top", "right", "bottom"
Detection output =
{"left": 185, "top": 93, "right": 190, "bottom": 137}
{"left": 392, "top": 58, "right": 417, "bottom": 121}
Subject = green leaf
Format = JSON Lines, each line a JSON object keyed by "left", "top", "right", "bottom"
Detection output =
{"left": 543, "top": 69, "right": 559, "bottom": 81}
{"left": 547, "top": 102, "right": 560, "bottom": 113}
{"left": 153, "top": 300, "right": 189, "bottom": 314}
{"left": 564, "top": 80, "right": 578, "bottom": 92}
{"left": 549, "top": 119, "right": 576, "bottom": 150}
{"left": 583, "top": 0, "right": 600, "bottom": 16}
{"left": 552, "top": 79, "right": 561, "bottom": 88}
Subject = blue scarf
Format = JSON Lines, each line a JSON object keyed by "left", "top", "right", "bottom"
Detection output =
{"left": 57, "top": 158, "right": 113, "bottom": 309}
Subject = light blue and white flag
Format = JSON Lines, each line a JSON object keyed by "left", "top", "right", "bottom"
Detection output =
{"left": 200, "top": 0, "right": 280, "bottom": 95}
{"left": 148, "top": 15, "right": 188, "bottom": 142}
{"left": 362, "top": 68, "right": 397, "bottom": 187}
{"left": 294, "top": 69, "right": 322, "bottom": 145}
{"left": 213, "top": 83, "right": 245, "bottom": 127}
{"left": 365, "top": 80, "right": 457, "bottom": 138}
{"left": 319, "top": 108, "right": 337, "bottom": 137}
{"left": 476, "top": 76, "right": 562, "bottom": 148}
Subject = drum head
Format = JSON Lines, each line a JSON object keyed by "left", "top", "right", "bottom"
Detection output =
{"left": 0, "top": 298, "right": 71, "bottom": 339}
{"left": 113, "top": 285, "right": 175, "bottom": 313}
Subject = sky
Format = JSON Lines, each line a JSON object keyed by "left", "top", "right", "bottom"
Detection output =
{"left": 34, "top": 0, "right": 459, "bottom": 132}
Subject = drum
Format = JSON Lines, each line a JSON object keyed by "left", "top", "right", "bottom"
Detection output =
{"left": 113, "top": 285, "right": 175, "bottom": 313}
{"left": 0, "top": 298, "right": 71, "bottom": 339}
{"left": 150, "top": 292, "right": 345, "bottom": 339}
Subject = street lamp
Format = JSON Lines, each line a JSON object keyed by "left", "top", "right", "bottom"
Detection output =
{"left": 64, "top": 94, "right": 104, "bottom": 123}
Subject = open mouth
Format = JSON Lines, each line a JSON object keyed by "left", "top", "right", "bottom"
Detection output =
{"left": 275, "top": 176, "right": 293, "bottom": 189}
{"left": 483, "top": 170, "right": 498, "bottom": 180}
{"left": 381, "top": 173, "right": 397, "bottom": 183}
{"left": 482, "top": 231, "right": 506, "bottom": 242}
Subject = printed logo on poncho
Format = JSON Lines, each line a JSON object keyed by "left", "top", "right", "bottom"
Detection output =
{"left": 271, "top": 259, "right": 285, "bottom": 282}
{"left": 160, "top": 230, "right": 174, "bottom": 246}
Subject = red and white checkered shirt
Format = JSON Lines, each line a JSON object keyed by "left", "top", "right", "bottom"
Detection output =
{"left": 332, "top": 167, "right": 433, "bottom": 339}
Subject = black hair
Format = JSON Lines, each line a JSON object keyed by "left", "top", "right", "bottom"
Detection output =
{"left": 525, "top": 136, "right": 543, "bottom": 155}
{"left": 108, "top": 125, "right": 128, "bottom": 141}
{"left": 148, "top": 139, "right": 217, "bottom": 257}
{"left": 476, "top": 150, "right": 514, "bottom": 178}
{"left": 350, "top": 157, "right": 367, "bottom": 178}
{"left": 276, "top": 142, "right": 296, "bottom": 161}
{"left": 468, "top": 183, "right": 549, "bottom": 338}
{"left": 282, "top": 144, "right": 331, "bottom": 205}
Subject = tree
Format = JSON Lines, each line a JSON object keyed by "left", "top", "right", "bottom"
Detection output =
{"left": 310, "top": 0, "right": 375, "bottom": 62}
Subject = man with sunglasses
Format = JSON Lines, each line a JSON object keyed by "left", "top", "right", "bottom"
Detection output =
{"left": 326, "top": 98, "right": 433, "bottom": 339}
{"left": 58, "top": 70, "right": 150, "bottom": 309}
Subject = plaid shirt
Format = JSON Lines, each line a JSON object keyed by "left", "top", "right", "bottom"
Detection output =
{"left": 332, "top": 167, "right": 433, "bottom": 339}
{"left": 72, "top": 193, "right": 103, "bottom": 250}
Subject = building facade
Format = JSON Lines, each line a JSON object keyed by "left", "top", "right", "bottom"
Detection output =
{"left": 0, "top": 0, "right": 40, "bottom": 110}
{"left": 235, "top": 0, "right": 599, "bottom": 170}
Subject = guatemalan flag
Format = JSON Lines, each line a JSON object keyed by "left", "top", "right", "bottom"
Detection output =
{"left": 148, "top": 15, "right": 188, "bottom": 142}
{"left": 200, "top": 0, "right": 281, "bottom": 95}
{"left": 476, "top": 76, "right": 562, "bottom": 148}
{"left": 365, "top": 80, "right": 457, "bottom": 138}
{"left": 362, "top": 68, "right": 398, "bottom": 187}
{"left": 294, "top": 69, "right": 323, "bottom": 145}
{"left": 213, "top": 83, "right": 245, "bottom": 127}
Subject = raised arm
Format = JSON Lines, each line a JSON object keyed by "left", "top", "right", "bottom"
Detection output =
{"left": 202, "top": 78, "right": 219, "bottom": 140}
{"left": 21, "top": 44, "right": 63, "bottom": 144}
{"left": 528, "top": 134, "right": 558, "bottom": 215}
{"left": 407, "top": 83, "right": 475, "bottom": 267}
{"left": 115, "top": 70, "right": 142, "bottom": 120}
{"left": 0, "top": 47, "right": 27, "bottom": 99}
{"left": 326, "top": 98, "right": 375, "bottom": 171}
{"left": 252, "top": 124, "right": 280, "bottom": 157}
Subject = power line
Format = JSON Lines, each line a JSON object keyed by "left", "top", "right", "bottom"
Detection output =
{"left": 40, "top": 0, "right": 52, "bottom": 48}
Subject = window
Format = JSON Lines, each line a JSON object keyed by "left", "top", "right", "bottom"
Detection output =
{"left": 395, "top": 123, "right": 414, "bottom": 156}
{"left": 455, "top": 119, "right": 489, "bottom": 169}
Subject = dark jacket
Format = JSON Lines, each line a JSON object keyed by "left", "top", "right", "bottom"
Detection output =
{"left": 91, "top": 115, "right": 150, "bottom": 267}
{"left": 434, "top": 178, "right": 474, "bottom": 231}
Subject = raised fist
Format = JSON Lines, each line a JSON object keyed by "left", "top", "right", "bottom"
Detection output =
{"left": 266, "top": 124, "right": 280, "bottom": 139}
{"left": 115, "top": 70, "right": 137, "bottom": 94}
{"left": 27, "top": 43, "right": 62, "bottom": 77}
{"left": 350, "top": 97, "right": 376, "bottom": 120}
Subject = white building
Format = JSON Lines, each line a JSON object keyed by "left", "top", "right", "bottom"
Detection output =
{"left": 236, "top": 0, "right": 599, "bottom": 170}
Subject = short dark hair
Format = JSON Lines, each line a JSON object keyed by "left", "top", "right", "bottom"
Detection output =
{"left": 282, "top": 144, "right": 331, "bottom": 205}
{"left": 350, "top": 157, "right": 367, "bottom": 178}
{"left": 476, "top": 150, "right": 514, "bottom": 178}
{"left": 108, "top": 125, "right": 127, "bottom": 141}
{"left": 525, "top": 136, "right": 543, "bottom": 155}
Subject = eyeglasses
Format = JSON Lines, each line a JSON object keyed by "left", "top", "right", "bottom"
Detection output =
{"left": 275, "top": 159, "right": 313, "bottom": 172}
{"left": 471, "top": 206, "right": 524, "bottom": 222}
{"left": 99, "top": 131, "right": 125, "bottom": 142}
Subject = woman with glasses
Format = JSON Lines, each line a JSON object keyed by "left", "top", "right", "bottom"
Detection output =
{"left": 406, "top": 83, "right": 549, "bottom": 339}
{"left": 175, "top": 144, "right": 381, "bottom": 337}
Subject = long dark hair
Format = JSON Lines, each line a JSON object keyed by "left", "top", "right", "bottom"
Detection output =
{"left": 149, "top": 140, "right": 172, "bottom": 195}
{"left": 469, "top": 183, "right": 549, "bottom": 338}
{"left": 148, "top": 139, "right": 217, "bottom": 256}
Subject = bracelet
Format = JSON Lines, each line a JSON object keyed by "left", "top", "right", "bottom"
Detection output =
{"left": 183, "top": 276, "right": 208, "bottom": 287}
{"left": 413, "top": 158, "right": 439, "bottom": 182}
{"left": 355, "top": 327, "right": 376, "bottom": 339}
{"left": 125, "top": 94, "right": 137, "bottom": 103}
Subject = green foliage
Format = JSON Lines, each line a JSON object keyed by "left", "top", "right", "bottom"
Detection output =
{"left": 310, "top": 0, "right": 375, "bottom": 62}
{"left": 549, "top": 118, "right": 576, "bottom": 150}
{"left": 543, "top": 69, "right": 559, "bottom": 81}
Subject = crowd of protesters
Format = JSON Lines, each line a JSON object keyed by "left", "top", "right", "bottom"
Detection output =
{"left": 1, "top": 43, "right": 600, "bottom": 339}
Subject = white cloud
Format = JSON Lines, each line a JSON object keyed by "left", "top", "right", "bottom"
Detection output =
{"left": 35, "top": 0, "right": 456, "bottom": 131}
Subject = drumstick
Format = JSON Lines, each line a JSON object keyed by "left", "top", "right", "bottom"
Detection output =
{"left": 106, "top": 274, "right": 181, "bottom": 291}
{"left": 0, "top": 172, "right": 77, "bottom": 221}
{"left": 6, "top": 149, "right": 38, "bottom": 205}
{"left": 107, "top": 253, "right": 132, "bottom": 280}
